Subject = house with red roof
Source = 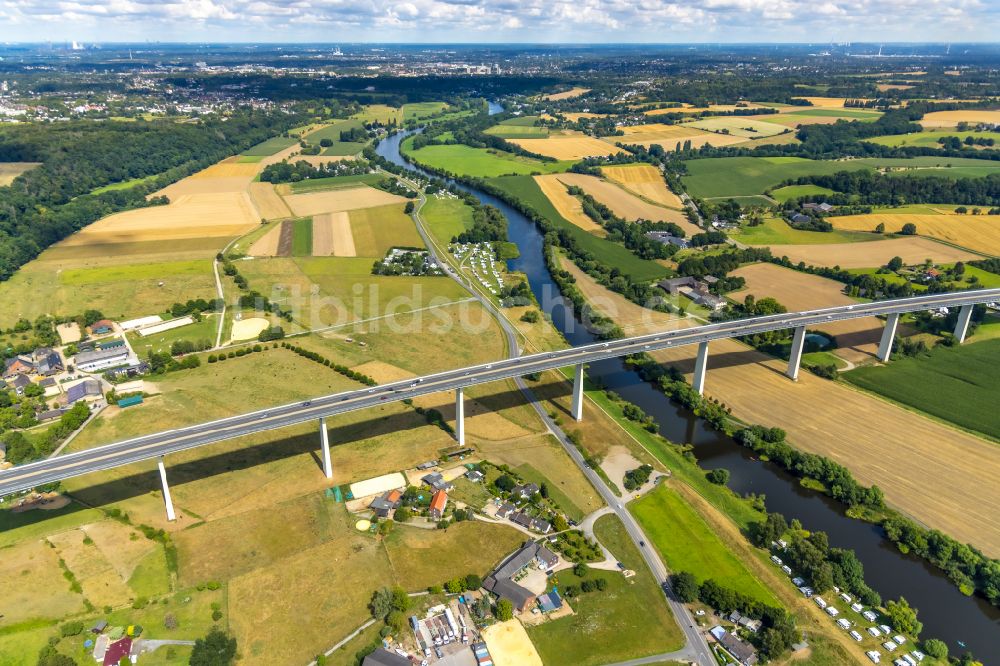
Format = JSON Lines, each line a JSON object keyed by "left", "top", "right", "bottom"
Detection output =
{"left": 429, "top": 489, "right": 448, "bottom": 520}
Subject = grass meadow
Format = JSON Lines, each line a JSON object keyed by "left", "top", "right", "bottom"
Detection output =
{"left": 844, "top": 338, "right": 1000, "bottom": 440}
{"left": 420, "top": 195, "right": 474, "bottom": 245}
{"left": 865, "top": 130, "right": 1000, "bottom": 149}
{"left": 288, "top": 173, "right": 382, "bottom": 193}
{"left": 735, "top": 217, "right": 875, "bottom": 245}
{"left": 291, "top": 217, "right": 314, "bottom": 256}
{"left": 631, "top": 484, "right": 779, "bottom": 604}
{"left": 348, "top": 203, "right": 423, "bottom": 256}
{"left": 241, "top": 136, "right": 298, "bottom": 157}
{"left": 769, "top": 184, "right": 837, "bottom": 203}
{"left": 681, "top": 156, "right": 872, "bottom": 199}
{"left": 402, "top": 136, "right": 573, "bottom": 177}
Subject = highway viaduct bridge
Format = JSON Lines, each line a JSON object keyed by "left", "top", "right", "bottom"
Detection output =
{"left": 1, "top": 288, "right": 996, "bottom": 520}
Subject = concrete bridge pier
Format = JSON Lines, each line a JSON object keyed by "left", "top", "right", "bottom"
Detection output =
{"left": 954, "top": 304, "right": 974, "bottom": 343}
{"left": 877, "top": 313, "right": 900, "bottom": 362}
{"left": 455, "top": 387, "right": 465, "bottom": 446}
{"left": 786, "top": 326, "right": 807, "bottom": 381}
{"left": 319, "top": 417, "right": 332, "bottom": 479}
{"left": 572, "top": 364, "right": 585, "bottom": 421}
{"left": 157, "top": 456, "right": 176, "bottom": 522}
{"left": 693, "top": 341, "right": 709, "bottom": 395}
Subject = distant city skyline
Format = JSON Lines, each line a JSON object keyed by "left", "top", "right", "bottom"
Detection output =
{"left": 0, "top": 0, "right": 996, "bottom": 44}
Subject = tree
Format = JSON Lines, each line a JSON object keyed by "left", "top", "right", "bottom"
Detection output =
{"left": 706, "top": 468, "right": 730, "bottom": 485}
{"left": 464, "top": 573, "right": 482, "bottom": 591}
{"left": 874, "top": 222, "right": 885, "bottom": 234}
{"left": 369, "top": 588, "right": 394, "bottom": 620}
{"left": 494, "top": 474, "right": 516, "bottom": 492}
{"left": 574, "top": 563, "right": 589, "bottom": 577}
{"left": 922, "top": 638, "right": 948, "bottom": 659}
{"left": 404, "top": 201, "right": 415, "bottom": 214}
{"left": 887, "top": 256, "right": 903, "bottom": 271}
{"left": 670, "top": 572, "right": 699, "bottom": 602}
{"left": 390, "top": 586, "right": 409, "bottom": 612}
{"left": 495, "top": 598, "right": 514, "bottom": 621}
{"left": 900, "top": 223, "right": 917, "bottom": 235}
{"left": 885, "top": 597, "right": 922, "bottom": 636}
{"left": 394, "top": 506, "right": 412, "bottom": 522}
{"left": 189, "top": 629, "right": 237, "bottom": 666}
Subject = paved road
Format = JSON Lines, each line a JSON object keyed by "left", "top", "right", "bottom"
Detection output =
{"left": 2, "top": 287, "right": 994, "bottom": 498}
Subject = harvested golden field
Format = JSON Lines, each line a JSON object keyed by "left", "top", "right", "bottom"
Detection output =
{"left": 568, "top": 258, "right": 1000, "bottom": 556}
{"left": 920, "top": 109, "right": 1000, "bottom": 128}
{"left": 792, "top": 96, "right": 850, "bottom": 107}
{"left": 563, "top": 112, "right": 608, "bottom": 121}
{"left": 155, "top": 159, "right": 259, "bottom": 199}
{"left": 249, "top": 181, "right": 292, "bottom": 220}
{"left": 829, "top": 213, "right": 1000, "bottom": 255}
{"left": 543, "top": 87, "right": 590, "bottom": 101}
{"left": 508, "top": 134, "right": 621, "bottom": 160}
{"left": 62, "top": 192, "right": 259, "bottom": 246}
{"left": 554, "top": 172, "right": 698, "bottom": 234}
{"left": 763, "top": 237, "right": 980, "bottom": 269}
{"left": 601, "top": 164, "right": 684, "bottom": 209}
{"left": 643, "top": 103, "right": 768, "bottom": 116}
{"left": 283, "top": 185, "right": 408, "bottom": 217}
{"left": 729, "top": 263, "right": 881, "bottom": 355}
{"left": 313, "top": 211, "right": 356, "bottom": 256}
{"left": 534, "top": 174, "right": 605, "bottom": 235}
{"left": 248, "top": 222, "right": 282, "bottom": 256}
{"left": 0, "top": 161, "right": 41, "bottom": 186}
{"left": 2, "top": 538, "right": 87, "bottom": 625}
{"left": 614, "top": 123, "right": 747, "bottom": 148}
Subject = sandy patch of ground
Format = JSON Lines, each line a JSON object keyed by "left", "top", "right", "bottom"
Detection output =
{"left": 729, "top": 263, "right": 882, "bottom": 357}
{"left": 10, "top": 491, "right": 71, "bottom": 512}
{"left": 919, "top": 109, "right": 1000, "bottom": 128}
{"left": 231, "top": 317, "right": 270, "bottom": 341}
{"left": 601, "top": 445, "right": 643, "bottom": 491}
{"left": 482, "top": 620, "right": 544, "bottom": 666}
{"left": 533, "top": 175, "right": 605, "bottom": 235}
{"left": 284, "top": 185, "right": 408, "bottom": 217}
{"left": 56, "top": 322, "right": 82, "bottom": 344}
{"left": 601, "top": 164, "right": 684, "bottom": 209}
{"left": 64, "top": 192, "right": 259, "bottom": 246}
{"left": 313, "top": 211, "right": 356, "bottom": 256}
{"left": 554, "top": 172, "right": 697, "bottom": 234}
{"left": 568, "top": 257, "right": 1000, "bottom": 556}
{"left": 829, "top": 213, "right": 1000, "bottom": 256}
{"left": 509, "top": 134, "right": 622, "bottom": 160}
{"left": 761, "top": 237, "right": 980, "bottom": 269}
{"left": 248, "top": 223, "right": 283, "bottom": 257}
{"left": 249, "top": 181, "right": 292, "bottom": 220}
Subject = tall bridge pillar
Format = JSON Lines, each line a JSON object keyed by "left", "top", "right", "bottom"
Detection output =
{"left": 693, "top": 341, "right": 710, "bottom": 395}
{"left": 572, "top": 363, "right": 585, "bottom": 421}
{"left": 877, "top": 313, "right": 900, "bottom": 362}
{"left": 157, "top": 456, "right": 176, "bottom": 522}
{"left": 455, "top": 387, "right": 465, "bottom": 446}
{"left": 786, "top": 326, "right": 807, "bottom": 381}
{"left": 319, "top": 417, "right": 332, "bottom": 479}
{"left": 954, "top": 304, "right": 974, "bottom": 343}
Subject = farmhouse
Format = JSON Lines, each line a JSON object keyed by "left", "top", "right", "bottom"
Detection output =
{"left": 9, "top": 374, "right": 31, "bottom": 395}
{"left": 465, "top": 469, "right": 485, "bottom": 483}
{"left": 510, "top": 482, "right": 539, "bottom": 500}
{"left": 421, "top": 472, "right": 453, "bottom": 492}
{"left": 369, "top": 489, "right": 402, "bottom": 518}
{"left": 429, "top": 489, "right": 448, "bottom": 520}
{"left": 677, "top": 285, "right": 726, "bottom": 311}
{"left": 89, "top": 320, "right": 115, "bottom": 336}
{"left": 3, "top": 355, "right": 34, "bottom": 378}
{"left": 496, "top": 503, "right": 516, "bottom": 519}
{"left": 802, "top": 202, "right": 833, "bottom": 213}
{"left": 75, "top": 347, "right": 130, "bottom": 373}
{"left": 646, "top": 231, "right": 690, "bottom": 248}
{"left": 483, "top": 541, "right": 560, "bottom": 612}
{"left": 33, "top": 348, "right": 64, "bottom": 376}
{"left": 719, "top": 631, "right": 758, "bottom": 666}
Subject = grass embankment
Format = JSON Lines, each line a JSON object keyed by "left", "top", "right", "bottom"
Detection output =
{"left": 527, "top": 514, "right": 684, "bottom": 666}
{"left": 486, "top": 174, "right": 670, "bottom": 283}
{"left": 632, "top": 484, "right": 778, "bottom": 605}
{"left": 844, "top": 338, "right": 1000, "bottom": 440}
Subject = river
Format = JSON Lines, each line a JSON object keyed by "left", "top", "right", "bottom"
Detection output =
{"left": 375, "top": 124, "right": 999, "bottom": 659}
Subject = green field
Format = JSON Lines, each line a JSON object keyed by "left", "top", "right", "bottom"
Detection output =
{"left": 631, "top": 484, "right": 779, "bottom": 604}
{"left": 90, "top": 173, "right": 162, "bottom": 194}
{"left": 288, "top": 173, "right": 382, "bottom": 193}
{"left": 403, "top": 102, "right": 450, "bottom": 121}
{"left": 402, "top": 137, "right": 573, "bottom": 178}
{"left": 788, "top": 108, "right": 883, "bottom": 119}
{"left": 770, "top": 184, "right": 837, "bottom": 203}
{"left": 865, "top": 130, "right": 1000, "bottom": 149}
{"left": 681, "top": 157, "right": 872, "bottom": 199}
{"left": 486, "top": 175, "right": 670, "bottom": 283}
{"left": 322, "top": 142, "right": 367, "bottom": 156}
{"left": 59, "top": 259, "right": 213, "bottom": 286}
{"left": 844, "top": 338, "right": 1000, "bottom": 440}
{"left": 856, "top": 156, "right": 1000, "bottom": 179}
{"left": 736, "top": 217, "right": 874, "bottom": 245}
{"left": 292, "top": 217, "right": 313, "bottom": 256}
{"left": 303, "top": 119, "right": 365, "bottom": 143}
{"left": 127, "top": 314, "right": 219, "bottom": 356}
{"left": 348, "top": 203, "right": 423, "bottom": 257}
{"left": 500, "top": 115, "right": 543, "bottom": 127}
{"left": 485, "top": 123, "right": 549, "bottom": 139}
{"left": 420, "top": 195, "right": 474, "bottom": 245}
{"left": 241, "top": 136, "right": 298, "bottom": 157}
{"left": 527, "top": 514, "right": 684, "bottom": 666}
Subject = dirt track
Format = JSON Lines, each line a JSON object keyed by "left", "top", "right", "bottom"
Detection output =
{"left": 276, "top": 220, "right": 294, "bottom": 257}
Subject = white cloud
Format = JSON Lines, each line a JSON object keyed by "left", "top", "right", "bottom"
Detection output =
{"left": 0, "top": 0, "right": 991, "bottom": 40}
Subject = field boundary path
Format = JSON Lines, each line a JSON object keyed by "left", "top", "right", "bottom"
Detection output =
{"left": 306, "top": 618, "right": 376, "bottom": 666}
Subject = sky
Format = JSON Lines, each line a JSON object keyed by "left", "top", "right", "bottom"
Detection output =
{"left": 0, "top": 0, "right": 996, "bottom": 43}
